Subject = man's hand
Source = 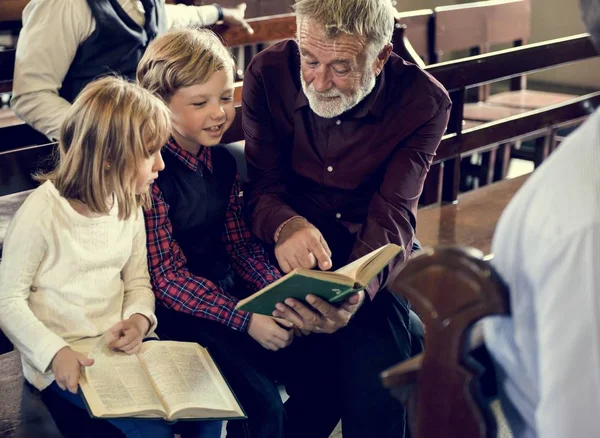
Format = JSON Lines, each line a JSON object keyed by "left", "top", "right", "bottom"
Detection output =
{"left": 275, "top": 218, "right": 333, "bottom": 273}
{"left": 272, "top": 291, "right": 365, "bottom": 334}
{"left": 51, "top": 347, "right": 94, "bottom": 394}
{"left": 106, "top": 314, "right": 150, "bottom": 355}
{"left": 248, "top": 314, "right": 294, "bottom": 351}
{"left": 222, "top": 3, "right": 254, "bottom": 34}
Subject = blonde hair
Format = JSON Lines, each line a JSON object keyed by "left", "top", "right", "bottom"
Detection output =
{"left": 294, "top": 0, "right": 396, "bottom": 53}
{"left": 38, "top": 76, "right": 171, "bottom": 220}
{"left": 137, "top": 28, "right": 235, "bottom": 102}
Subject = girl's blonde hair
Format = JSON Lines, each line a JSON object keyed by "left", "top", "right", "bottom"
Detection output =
{"left": 38, "top": 76, "right": 171, "bottom": 220}
{"left": 137, "top": 28, "right": 235, "bottom": 102}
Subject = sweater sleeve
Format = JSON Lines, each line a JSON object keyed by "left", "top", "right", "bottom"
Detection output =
{"left": 0, "top": 198, "right": 68, "bottom": 374}
{"left": 164, "top": 3, "right": 220, "bottom": 29}
{"left": 121, "top": 209, "right": 158, "bottom": 334}
{"left": 11, "top": 0, "right": 94, "bottom": 140}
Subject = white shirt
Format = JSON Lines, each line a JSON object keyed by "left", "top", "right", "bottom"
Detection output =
{"left": 11, "top": 0, "right": 220, "bottom": 141}
{"left": 483, "top": 108, "right": 600, "bottom": 438}
{"left": 0, "top": 181, "right": 157, "bottom": 390}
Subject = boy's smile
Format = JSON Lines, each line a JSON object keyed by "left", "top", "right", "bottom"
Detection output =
{"left": 168, "top": 69, "right": 235, "bottom": 155}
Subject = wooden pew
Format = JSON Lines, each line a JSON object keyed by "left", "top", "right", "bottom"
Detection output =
{"left": 419, "top": 32, "right": 598, "bottom": 206}
{"left": 0, "top": 0, "right": 29, "bottom": 23}
{"left": 2, "top": 34, "right": 597, "bottom": 240}
{"left": 381, "top": 246, "right": 510, "bottom": 438}
{"left": 395, "top": 9, "right": 433, "bottom": 66}
{"left": 435, "top": 0, "right": 575, "bottom": 110}
{"left": 433, "top": 0, "right": 578, "bottom": 179}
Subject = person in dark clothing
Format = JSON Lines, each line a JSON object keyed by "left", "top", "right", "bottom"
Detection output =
{"left": 242, "top": 0, "right": 451, "bottom": 436}
{"left": 12, "top": 0, "right": 251, "bottom": 140}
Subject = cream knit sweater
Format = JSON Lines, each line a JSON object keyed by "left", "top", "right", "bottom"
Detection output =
{"left": 0, "top": 181, "right": 157, "bottom": 390}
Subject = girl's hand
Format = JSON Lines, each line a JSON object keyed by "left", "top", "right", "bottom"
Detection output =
{"left": 106, "top": 314, "right": 150, "bottom": 354}
{"left": 51, "top": 346, "right": 94, "bottom": 394}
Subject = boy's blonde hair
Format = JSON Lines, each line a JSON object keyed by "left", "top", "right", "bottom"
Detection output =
{"left": 38, "top": 76, "right": 171, "bottom": 220}
{"left": 137, "top": 28, "right": 235, "bottom": 102}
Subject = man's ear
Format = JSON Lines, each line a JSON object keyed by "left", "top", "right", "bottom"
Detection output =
{"left": 373, "top": 43, "right": 393, "bottom": 76}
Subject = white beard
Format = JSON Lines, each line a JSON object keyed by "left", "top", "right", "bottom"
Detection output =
{"left": 300, "top": 68, "right": 377, "bottom": 119}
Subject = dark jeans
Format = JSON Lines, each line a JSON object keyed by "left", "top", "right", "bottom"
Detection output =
{"left": 156, "top": 286, "right": 413, "bottom": 438}
{"left": 44, "top": 382, "right": 222, "bottom": 438}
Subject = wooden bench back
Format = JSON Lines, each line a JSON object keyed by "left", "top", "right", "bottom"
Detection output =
{"left": 0, "top": 0, "right": 29, "bottom": 24}
{"left": 381, "top": 246, "right": 510, "bottom": 438}
{"left": 395, "top": 9, "right": 433, "bottom": 65}
{"left": 433, "top": 0, "right": 531, "bottom": 63}
{"left": 217, "top": 12, "right": 296, "bottom": 47}
{"left": 2, "top": 35, "right": 598, "bottom": 199}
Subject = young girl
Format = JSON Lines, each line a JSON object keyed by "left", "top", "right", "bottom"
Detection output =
{"left": 0, "top": 76, "right": 222, "bottom": 438}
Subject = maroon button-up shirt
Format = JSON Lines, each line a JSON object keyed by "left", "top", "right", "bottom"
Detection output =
{"left": 243, "top": 40, "right": 451, "bottom": 298}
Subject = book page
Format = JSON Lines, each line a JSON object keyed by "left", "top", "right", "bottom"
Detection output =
{"left": 355, "top": 244, "right": 403, "bottom": 285}
{"left": 139, "top": 341, "right": 237, "bottom": 417}
{"left": 335, "top": 245, "right": 390, "bottom": 280}
{"left": 80, "top": 339, "right": 165, "bottom": 417}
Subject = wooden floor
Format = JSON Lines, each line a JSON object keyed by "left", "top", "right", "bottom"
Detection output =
{"left": 416, "top": 174, "right": 529, "bottom": 257}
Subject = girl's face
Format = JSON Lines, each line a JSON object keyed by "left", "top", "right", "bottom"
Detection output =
{"left": 135, "top": 148, "right": 165, "bottom": 194}
{"left": 168, "top": 69, "right": 235, "bottom": 155}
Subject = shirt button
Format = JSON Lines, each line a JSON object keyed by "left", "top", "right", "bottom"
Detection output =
{"left": 336, "top": 120, "right": 341, "bottom": 125}
{"left": 30, "top": 286, "right": 37, "bottom": 292}
{"left": 327, "top": 166, "right": 333, "bottom": 172}
{"left": 335, "top": 213, "right": 342, "bottom": 219}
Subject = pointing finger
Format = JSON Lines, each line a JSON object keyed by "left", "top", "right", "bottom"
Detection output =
{"left": 307, "top": 239, "right": 332, "bottom": 271}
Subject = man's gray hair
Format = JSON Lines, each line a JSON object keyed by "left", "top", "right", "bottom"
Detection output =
{"left": 293, "top": 0, "right": 396, "bottom": 53}
{"left": 581, "top": 0, "right": 600, "bottom": 51}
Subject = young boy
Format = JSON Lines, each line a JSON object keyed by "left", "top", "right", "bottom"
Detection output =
{"left": 137, "top": 29, "right": 307, "bottom": 438}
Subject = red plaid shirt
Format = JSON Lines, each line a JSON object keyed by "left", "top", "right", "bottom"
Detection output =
{"left": 145, "top": 139, "right": 281, "bottom": 331}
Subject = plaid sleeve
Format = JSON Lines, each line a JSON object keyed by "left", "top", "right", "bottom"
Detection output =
{"left": 223, "top": 173, "right": 282, "bottom": 292}
{"left": 144, "top": 183, "right": 251, "bottom": 331}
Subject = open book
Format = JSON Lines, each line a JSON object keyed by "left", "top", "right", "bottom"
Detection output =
{"left": 79, "top": 340, "right": 245, "bottom": 422}
{"left": 236, "top": 243, "right": 403, "bottom": 316}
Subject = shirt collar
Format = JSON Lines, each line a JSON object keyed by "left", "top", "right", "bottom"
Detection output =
{"left": 293, "top": 68, "right": 387, "bottom": 120}
{"left": 164, "top": 137, "right": 213, "bottom": 173}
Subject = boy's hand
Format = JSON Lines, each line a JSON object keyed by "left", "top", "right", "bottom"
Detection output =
{"left": 51, "top": 347, "right": 94, "bottom": 394}
{"left": 248, "top": 314, "right": 294, "bottom": 351}
{"left": 223, "top": 3, "right": 254, "bottom": 34}
{"left": 106, "top": 314, "right": 150, "bottom": 355}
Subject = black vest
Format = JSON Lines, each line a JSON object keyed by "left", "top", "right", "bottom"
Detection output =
{"left": 156, "top": 146, "right": 237, "bottom": 288}
{"left": 60, "top": 0, "right": 166, "bottom": 102}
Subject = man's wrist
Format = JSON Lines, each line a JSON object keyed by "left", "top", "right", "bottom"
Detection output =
{"left": 274, "top": 216, "right": 307, "bottom": 243}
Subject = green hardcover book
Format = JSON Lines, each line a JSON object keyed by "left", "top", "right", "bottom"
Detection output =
{"left": 236, "top": 243, "right": 403, "bottom": 316}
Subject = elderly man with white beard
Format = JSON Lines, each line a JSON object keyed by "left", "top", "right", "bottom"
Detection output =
{"left": 242, "top": 0, "right": 451, "bottom": 436}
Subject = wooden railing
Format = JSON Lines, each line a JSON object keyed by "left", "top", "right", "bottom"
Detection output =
{"left": 1, "top": 34, "right": 598, "bottom": 199}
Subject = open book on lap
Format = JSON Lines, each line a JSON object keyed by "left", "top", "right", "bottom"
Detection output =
{"left": 79, "top": 340, "right": 245, "bottom": 422}
{"left": 236, "top": 243, "right": 403, "bottom": 316}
